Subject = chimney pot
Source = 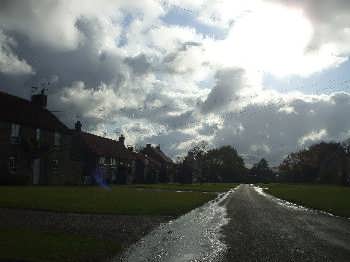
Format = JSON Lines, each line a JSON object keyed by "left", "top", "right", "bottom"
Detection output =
{"left": 75, "top": 121, "right": 82, "bottom": 132}
{"left": 31, "top": 93, "right": 47, "bottom": 108}
{"left": 119, "top": 134, "right": 125, "bottom": 145}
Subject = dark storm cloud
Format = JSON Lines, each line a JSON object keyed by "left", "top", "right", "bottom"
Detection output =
{"left": 212, "top": 91, "right": 350, "bottom": 165}
{"left": 124, "top": 54, "right": 152, "bottom": 75}
{"left": 200, "top": 68, "right": 245, "bottom": 113}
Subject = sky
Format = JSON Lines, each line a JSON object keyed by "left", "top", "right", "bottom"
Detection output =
{"left": 1, "top": 0, "right": 350, "bottom": 166}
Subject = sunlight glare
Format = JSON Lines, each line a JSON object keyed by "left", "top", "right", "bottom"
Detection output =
{"left": 221, "top": 3, "right": 314, "bottom": 77}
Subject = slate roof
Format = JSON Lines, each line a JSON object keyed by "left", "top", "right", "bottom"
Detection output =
{"left": 141, "top": 145, "right": 173, "bottom": 165}
{"left": 79, "top": 132, "right": 132, "bottom": 159}
{"left": 0, "top": 91, "right": 67, "bottom": 132}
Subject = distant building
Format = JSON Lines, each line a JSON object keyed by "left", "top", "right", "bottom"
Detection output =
{"left": 0, "top": 90, "right": 81, "bottom": 185}
{"left": 71, "top": 122, "right": 134, "bottom": 184}
{"left": 141, "top": 144, "right": 174, "bottom": 183}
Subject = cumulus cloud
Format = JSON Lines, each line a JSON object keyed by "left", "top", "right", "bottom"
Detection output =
{"left": 0, "top": 30, "right": 34, "bottom": 75}
{"left": 1, "top": 0, "right": 350, "bottom": 164}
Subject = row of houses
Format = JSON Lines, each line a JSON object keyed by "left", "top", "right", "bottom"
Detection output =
{"left": 0, "top": 90, "right": 173, "bottom": 185}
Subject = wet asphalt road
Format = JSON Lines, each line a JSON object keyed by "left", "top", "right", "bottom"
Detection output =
{"left": 222, "top": 184, "right": 350, "bottom": 262}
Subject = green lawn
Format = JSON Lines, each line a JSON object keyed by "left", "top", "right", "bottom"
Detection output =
{"left": 0, "top": 227, "right": 120, "bottom": 262}
{"left": 0, "top": 186, "right": 216, "bottom": 216}
{"left": 125, "top": 183, "right": 239, "bottom": 192}
{"left": 263, "top": 184, "right": 350, "bottom": 218}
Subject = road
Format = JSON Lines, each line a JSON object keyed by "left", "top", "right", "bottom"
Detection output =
{"left": 116, "top": 190, "right": 232, "bottom": 261}
{"left": 117, "top": 185, "right": 350, "bottom": 262}
{"left": 222, "top": 184, "right": 350, "bottom": 262}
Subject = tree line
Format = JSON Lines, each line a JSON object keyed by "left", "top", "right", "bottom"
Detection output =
{"left": 174, "top": 140, "right": 350, "bottom": 186}
{"left": 278, "top": 141, "right": 350, "bottom": 186}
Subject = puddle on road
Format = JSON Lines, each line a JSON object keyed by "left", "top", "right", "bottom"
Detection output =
{"left": 116, "top": 189, "right": 235, "bottom": 262}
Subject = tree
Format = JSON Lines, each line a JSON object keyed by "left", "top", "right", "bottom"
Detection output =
{"left": 175, "top": 144, "right": 247, "bottom": 184}
{"left": 249, "top": 158, "right": 275, "bottom": 183}
{"left": 202, "top": 146, "right": 246, "bottom": 182}
{"left": 279, "top": 141, "right": 348, "bottom": 185}
{"left": 184, "top": 141, "right": 208, "bottom": 183}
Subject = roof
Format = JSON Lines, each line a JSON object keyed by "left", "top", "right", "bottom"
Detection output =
{"left": 141, "top": 145, "right": 173, "bottom": 164}
{"left": 156, "top": 148, "right": 173, "bottom": 163}
{"left": 79, "top": 131, "right": 132, "bottom": 159}
{"left": 0, "top": 91, "right": 67, "bottom": 132}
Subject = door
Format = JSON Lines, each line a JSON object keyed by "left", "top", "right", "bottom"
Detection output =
{"left": 33, "top": 158, "right": 40, "bottom": 185}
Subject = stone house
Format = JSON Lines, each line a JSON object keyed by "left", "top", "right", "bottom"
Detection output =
{"left": 0, "top": 90, "right": 82, "bottom": 185}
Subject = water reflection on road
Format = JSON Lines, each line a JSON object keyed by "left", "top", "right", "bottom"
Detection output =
{"left": 117, "top": 189, "right": 235, "bottom": 262}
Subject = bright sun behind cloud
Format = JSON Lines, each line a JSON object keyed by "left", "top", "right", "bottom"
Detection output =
{"left": 218, "top": 3, "right": 318, "bottom": 77}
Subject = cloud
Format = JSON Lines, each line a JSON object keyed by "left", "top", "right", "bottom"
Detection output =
{"left": 200, "top": 68, "right": 246, "bottom": 113}
{"left": 211, "top": 91, "right": 350, "bottom": 165}
{"left": 267, "top": 0, "right": 350, "bottom": 51}
{"left": 0, "top": 30, "right": 34, "bottom": 75}
{"left": 298, "top": 129, "right": 328, "bottom": 146}
{"left": 124, "top": 54, "right": 152, "bottom": 75}
{"left": 1, "top": 0, "right": 350, "bottom": 165}
{"left": 264, "top": 0, "right": 350, "bottom": 71}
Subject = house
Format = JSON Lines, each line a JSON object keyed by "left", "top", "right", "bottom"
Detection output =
{"left": 0, "top": 90, "right": 82, "bottom": 185}
{"left": 127, "top": 148, "right": 147, "bottom": 184}
{"left": 140, "top": 144, "right": 174, "bottom": 183}
{"left": 71, "top": 121, "right": 134, "bottom": 184}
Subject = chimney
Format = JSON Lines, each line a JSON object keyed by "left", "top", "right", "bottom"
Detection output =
{"left": 146, "top": 143, "right": 151, "bottom": 149}
{"left": 119, "top": 134, "right": 125, "bottom": 145}
{"left": 31, "top": 89, "right": 47, "bottom": 108}
{"left": 75, "top": 121, "right": 82, "bottom": 132}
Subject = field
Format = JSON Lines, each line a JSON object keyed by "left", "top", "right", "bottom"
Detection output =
{"left": 0, "top": 186, "right": 217, "bottom": 216}
{"left": 263, "top": 184, "right": 350, "bottom": 218}
{"left": 0, "top": 227, "right": 120, "bottom": 262}
{"left": 125, "top": 183, "right": 239, "bottom": 192}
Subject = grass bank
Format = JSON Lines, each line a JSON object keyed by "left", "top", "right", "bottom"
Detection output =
{"left": 0, "top": 186, "right": 215, "bottom": 216}
{"left": 126, "top": 183, "right": 238, "bottom": 192}
{"left": 0, "top": 227, "right": 120, "bottom": 262}
{"left": 263, "top": 183, "right": 350, "bottom": 218}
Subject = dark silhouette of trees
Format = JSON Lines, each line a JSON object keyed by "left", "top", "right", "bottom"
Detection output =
{"left": 175, "top": 142, "right": 247, "bottom": 183}
{"left": 279, "top": 141, "right": 349, "bottom": 186}
{"left": 248, "top": 158, "right": 275, "bottom": 183}
{"left": 174, "top": 139, "right": 350, "bottom": 186}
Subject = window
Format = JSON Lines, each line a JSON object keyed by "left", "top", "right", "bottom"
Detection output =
{"left": 8, "top": 157, "right": 16, "bottom": 173}
{"left": 10, "top": 124, "right": 21, "bottom": 144}
{"left": 54, "top": 132, "right": 61, "bottom": 146}
{"left": 52, "top": 160, "right": 59, "bottom": 170}
{"left": 11, "top": 123, "right": 20, "bottom": 137}
{"left": 99, "top": 157, "right": 105, "bottom": 165}
{"left": 36, "top": 128, "right": 41, "bottom": 141}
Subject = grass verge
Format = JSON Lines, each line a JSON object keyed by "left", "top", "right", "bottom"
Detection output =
{"left": 263, "top": 183, "right": 350, "bottom": 218}
{"left": 0, "top": 186, "right": 215, "bottom": 216}
{"left": 0, "top": 227, "right": 121, "bottom": 262}
{"left": 125, "top": 183, "right": 238, "bottom": 192}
